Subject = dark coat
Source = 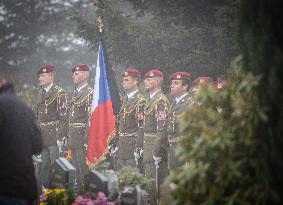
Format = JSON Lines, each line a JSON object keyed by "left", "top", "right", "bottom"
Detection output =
{"left": 0, "top": 84, "right": 43, "bottom": 200}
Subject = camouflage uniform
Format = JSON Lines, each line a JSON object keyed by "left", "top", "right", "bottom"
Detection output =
{"left": 117, "top": 91, "right": 146, "bottom": 170}
{"left": 36, "top": 84, "right": 68, "bottom": 188}
{"left": 167, "top": 93, "right": 194, "bottom": 169}
{"left": 67, "top": 84, "right": 93, "bottom": 192}
{"left": 137, "top": 90, "right": 169, "bottom": 205}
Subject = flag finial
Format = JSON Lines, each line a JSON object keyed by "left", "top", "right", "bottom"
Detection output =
{"left": 98, "top": 16, "right": 103, "bottom": 33}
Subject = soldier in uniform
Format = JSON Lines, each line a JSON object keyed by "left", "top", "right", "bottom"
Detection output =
{"left": 191, "top": 76, "right": 214, "bottom": 97}
{"left": 137, "top": 69, "right": 169, "bottom": 205}
{"left": 66, "top": 64, "right": 93, "bottom": 193}
{"left": 115, "top": 69, "right": 146, "bottom": 170}
{"left": 36, "top": 64, "right": 68, "bottom": 189}
{"left": 167, "top": 71, "right": 194, "bottom": 170}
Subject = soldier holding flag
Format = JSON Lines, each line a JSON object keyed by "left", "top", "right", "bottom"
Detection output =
{"left": 66, "top": 64, "right": 93, "bottom": 192}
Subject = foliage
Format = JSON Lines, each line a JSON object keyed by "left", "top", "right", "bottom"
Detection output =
{"left": 40, "top": 189, "right": 75, "bottom": 205}
{"left": 0, "top": 0, "right": 95, "bottom": 89}
{"left": 164, "top": 56, "right": 280, "bottom": 205}
{"left": 74, "top": 0, "right": 239, "bottom": 81}
{"left": 117, "top": 166, "right": 150, "bottom": 189}
{"left": 17, "top": 86, "right": 39, "bottom": 110}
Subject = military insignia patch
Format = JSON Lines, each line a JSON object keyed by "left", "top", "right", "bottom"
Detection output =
{"left": 156, "top": 110, "right": 166, "bottom": 121}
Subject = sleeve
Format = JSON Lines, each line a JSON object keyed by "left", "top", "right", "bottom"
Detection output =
{"left": 135, "top": 99, "right": 146, "bottom": 149}
{"left": 57, "top": 89, "right": 68, "bottom": 141}
{"left": 153, "top": 98, "right": 169, "bottom": 157}
{"left": 83, "top": 90, "right": 93, "bottom": 144}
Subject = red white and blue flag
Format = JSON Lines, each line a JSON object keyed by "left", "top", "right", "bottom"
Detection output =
{"left": 86, "top": 40, "right": 119, "bottom": 166}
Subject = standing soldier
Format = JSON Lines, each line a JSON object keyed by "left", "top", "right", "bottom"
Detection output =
{"left": 191, "top": 76, "right": 214, "bottom": 97}
{"left": 137, "top": 69, "right": 169, "bottom": 205}
{"left": 36, "top": 64, "right": 68, "bottom": 189}
{"left": 167, "top": 71, "right": 194, "bottom": 170}
{"left": 66, "top": 64, "right": 93, "bottom": 193}
{"left": 115, "top": 69, "right": 146, "bottom": 170}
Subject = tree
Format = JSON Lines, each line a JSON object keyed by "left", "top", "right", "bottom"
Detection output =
{"left": 166, "top": 0, "right": 283, "bottom": 204}
{"left": 73, "top": 0, "right": 239, "bottom": 84}
{"left": 0, "top": 0, "right": 95, "bottom": 90}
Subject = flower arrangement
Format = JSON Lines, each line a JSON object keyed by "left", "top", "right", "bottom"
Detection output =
{"left": 72, "top": 192, "right": 115, "bottom": 205}
{"left": 40, "top": 189, "right": 75, "bottom": 205}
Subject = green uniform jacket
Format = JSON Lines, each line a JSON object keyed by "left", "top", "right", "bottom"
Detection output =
{"left": 67, "top": 84, "right": 93, "bottom": 150}
{"left": 167, "top": 93, "right": 194, "bottom": 168}
{"left": 117, "top": 91, "right": 146, "bottom": 160}
{"left": 139, "top": 90, "right": 169, "bottom": 163}
{"left": 36, "top": 84, "right": 68, "bottom": 148}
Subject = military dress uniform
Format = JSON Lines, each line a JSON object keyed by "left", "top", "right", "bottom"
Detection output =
{"left": 167, "top": 93, "right": 194, "bottom": 169}
{"left": 167, "top": 72, "right": 194, "bottom": 170}
{"left": 117, "top": 87, "right": 146, "bottom": 169}
{"left": 67, "top": 64, "right": 93, "bottom": 193}
{"left": 138, "top": 70, "right": 170, "bottom": 205}
{"left": 36, "top": 65, "right": 68, "bottom": 188}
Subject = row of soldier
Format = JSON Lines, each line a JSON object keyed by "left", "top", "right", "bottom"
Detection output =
{"left": 35, "top": 63, "right": 220, "bottom": 204}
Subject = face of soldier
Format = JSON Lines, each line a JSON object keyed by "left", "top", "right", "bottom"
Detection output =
{"left": 122, "top": 76, "right": 138, "bottom": 92}
{"left": 191, "top": 85, "right": 200, "bottom": 96}
{"left": 38, "top": 72, "right": 54, "bottom": 87}
{"left": 170, "top": 80, "right": 188, "bottom": 97}
{"left": 73, "top": 71, "right": 88, "bottom": 86}
{"left": 144, "top": 77, "right": 160, "bottom": 91}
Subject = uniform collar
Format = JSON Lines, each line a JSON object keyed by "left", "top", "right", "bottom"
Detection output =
{"left": 76, "top": 83, "right": 88, "bottom": 92}
{"left": 175, "top": 92, "right": 188, "bottom": 104}
{"left": 44, "top": 83, "right": 53, "bottom": 93}
{"left": 149, "top": 89, "right": 161, "bottom": 99}
{"left": 127, "top": 89, "right": 138, "bottom": 99}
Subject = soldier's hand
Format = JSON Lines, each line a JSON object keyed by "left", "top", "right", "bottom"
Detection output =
{"left": 62, "top": 137, "right": 67, "bottom": 146}
{"left": 153, "top": 155, "right": 162, "bottom": 168}
{"left": 57, "top": 140, "right": 63, "bottom": 148}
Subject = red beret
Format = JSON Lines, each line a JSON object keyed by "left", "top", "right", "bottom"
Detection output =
{"left": 72, "top": 64, "right": 89, "bottom": 73}
{"left": 170, "top": 71, "right": 191, "bottom": 80}
{"left": 216, "top": 80, "right": 226, "bottom": 89}
{"left": 122, "top": 69, "right": 140, "bottom": 77}
{"left": 192, "top": 77, "right": 214, "bottom": 86}
{"left": 37, "top": 64, "right": 55, "bottom": 74}
{"left": 144, "top": 69, "right": 163, "bottom": 78}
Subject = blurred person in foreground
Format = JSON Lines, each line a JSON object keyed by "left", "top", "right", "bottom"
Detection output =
{"left": 0, "top": 77, "right": 43, "bottom": 205}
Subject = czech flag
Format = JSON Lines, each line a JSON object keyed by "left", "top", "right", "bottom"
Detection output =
{"left": 86, "top": 40, "right": 119, "bottom": 166}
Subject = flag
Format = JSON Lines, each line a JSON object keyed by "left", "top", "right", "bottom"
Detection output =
{"left": 86, "top": 40, "right": 119, "bottom": 166}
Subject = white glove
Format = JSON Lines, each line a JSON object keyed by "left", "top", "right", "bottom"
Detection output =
{"left": 153, "top": 155, "right": 162, "bottom": 168}
{"left": 111, "top": 146, "right": 118, "bottom": 156}
{"left": 134, "top": 151, "right": 140, "bottom": 165}
{"left": 84, "top": 144, "right": 88, "bottom": 150}
{"left": 62, "top": 137, "right": 67, "bottom": 146}
{"left": 57, "top": 140, "right": 63, "bottom": 153}
{"left": 57, "top": 140, "right": 63, "bottom": 148}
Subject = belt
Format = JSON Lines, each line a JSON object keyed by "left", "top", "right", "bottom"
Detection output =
{"left": 168, "top": 136, "right": 181, "bottom": 144}
{"left": 40, "top": 120, "right": 59, "bottom": 126}
{"left": 119, "top": 132, "right": 137, "bottom": 137}
{"left": 144, "top": 133, "right": 157, "bottom": 138}
{"left": 69, "top": 122, "right": 86, "bottom": 128}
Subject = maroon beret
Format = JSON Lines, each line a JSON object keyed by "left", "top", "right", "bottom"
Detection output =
{"left": 144, "top": 69, "right": 163, "bottom": 78}
{"left": 37, "top": 64, "right": 55, "bottom": 74}
{"left": 72, "top": 64, "right": 89, "bottom": 73}
{"left": 122, "top": 69, "right": 140, "bottom": 77}
{"left": 192, "top": 77, "right": 214, "bottom": 86}
{"left": 170, "top": 71, "right": 191, "bottom": 80}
